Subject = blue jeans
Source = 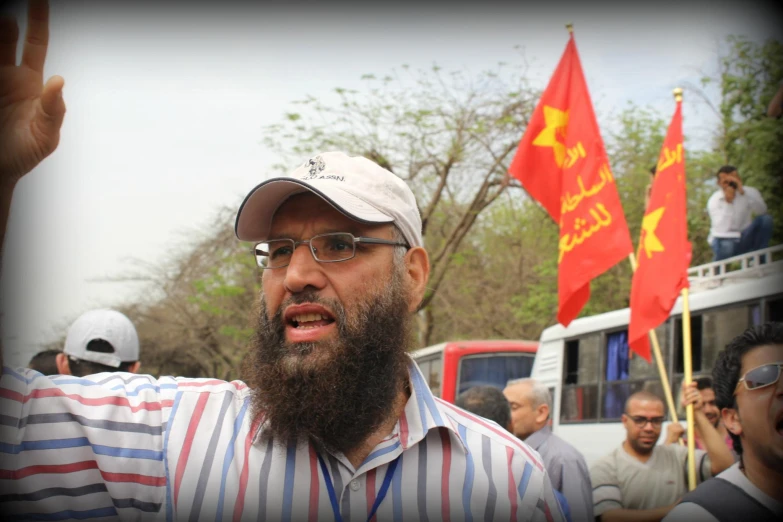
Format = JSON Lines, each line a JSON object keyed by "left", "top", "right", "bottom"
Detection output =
{"left": 711, "top": 214, "right": 773, "bottom": 262}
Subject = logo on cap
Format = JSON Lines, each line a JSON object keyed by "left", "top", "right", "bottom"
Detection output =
{"left": 302, "top": 156, "right": 326, "bottom": 180}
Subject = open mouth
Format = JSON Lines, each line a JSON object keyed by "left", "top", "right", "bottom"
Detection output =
{"left": 289, "top": 312, "right": 335, "bottom": 329}
{"left": 283, "top": 304, "right": 337, "bottom": 342}
{"left": 776, "top": 418, "right": 783, "bottom": 437}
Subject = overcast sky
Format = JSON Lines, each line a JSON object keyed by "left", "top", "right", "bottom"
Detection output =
{"left": 1, "top": 1, "right": 780, "bottom": 367}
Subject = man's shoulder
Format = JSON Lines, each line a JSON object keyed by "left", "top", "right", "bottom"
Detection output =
{"left": 547, "top": 432, "right": 587, "bottom": 462}
{"left": 1, "top": 366, "right": 251, "bottom": 401}
{"left": 652, "top": 442, "right": 689, "bottom": 464}
{"left": 590, "top": 447, "right": 621, "bottom": 478}
{"left": 707, "top": 190, "right": 724, "bottom": 205}
{"left": 663, "top": 502, "right": 718, "bottom": 522}
{"left": 742, "top": 186, "right": 763, "bottom": 198}
{"left": 434, "top": 397, "right": 545, "bottom": 469}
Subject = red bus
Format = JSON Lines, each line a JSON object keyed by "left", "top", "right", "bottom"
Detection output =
{"left": 410, "top": 340, "right": 539, "bottom": 403}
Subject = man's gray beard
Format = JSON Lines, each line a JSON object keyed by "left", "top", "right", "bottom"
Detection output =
{"left": 243, "top": 267, "right": 412, "bottom": 455}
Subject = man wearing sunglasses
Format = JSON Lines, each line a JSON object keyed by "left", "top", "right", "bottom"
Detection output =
{"left": 590, "top": 382, "right": 735, "bottom": 522}
{"left": 664, "top": 323, "right": 783, "bottom": 521}
{"left": 0, "top": 3, "right": 566, "bottom": 520}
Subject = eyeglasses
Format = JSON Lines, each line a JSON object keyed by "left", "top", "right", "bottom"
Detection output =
{"left": 735, "top": 362, "right": 783, "bottom": 393}
{"left": 629, "top": 416, "right": 665, "bottom": 428}
{"left": 254, "top": 232, "right": 409, "bottom": 269}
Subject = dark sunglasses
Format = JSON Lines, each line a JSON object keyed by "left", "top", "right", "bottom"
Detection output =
{"left": 734, "top": 362, "right": 783, "bottom": 393}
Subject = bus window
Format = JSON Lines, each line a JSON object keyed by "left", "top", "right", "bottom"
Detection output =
{"left": 415, "top": 355, "right": 442, "bottom": 397}
{"left": 565, "top": 340, "right": 579, "bottom": 384}
{"left": 560, "top": 334, "right": 600, "bottom": 423}
{"left": 456, "top": 353, "right": 534, "bottom": 396}
{"left": 702, "top": 304, "right": 752, "bottom": 370}
{"left": 601, "top": 326, "right": 668, "bottom": 421}
{"left": 674, "top": 315, "right": 703, "bottom": 374}
{"left": 418, "top": 359, "right": 431, "bottom": 385}
{"left": 628, "top": 322, "right": 669, "bottom": 381}
{"left": 429, "top": 355, "right": 442, "bottom": 397}
{"left": 768, "top": 297, "right": 783, "bottom": 322}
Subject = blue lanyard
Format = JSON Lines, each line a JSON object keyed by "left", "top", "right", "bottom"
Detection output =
{"left": 317, "top": 453, "right": 399, "bottom": 522}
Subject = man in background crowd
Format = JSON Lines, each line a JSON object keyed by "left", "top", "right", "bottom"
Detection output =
{"left": 707, "top": 165, "right": 772, "bottom": 261}
{"left": 664, "top": 323, "right": 783, "bottom": 521}
{"left": 665, "top": 376, "right": 735, "bottom": 454}
{"left": 54, "top": 309, "right": 141, "bottom": 377}
{"left": 26, "top": 349, "right": 61, "bottom": 375}
{"left": 590, "top": 383, "right": 735, "bottom": 522}
{"left": 504, "top": 378, "right": 594, "bottom": 522}
{"left": 455, "top": 385, "right": 512, "bottom": 431}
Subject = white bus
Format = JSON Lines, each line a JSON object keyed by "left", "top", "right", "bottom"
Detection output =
{"left": 530, "top": 245, "right": 783, "bottom": 466}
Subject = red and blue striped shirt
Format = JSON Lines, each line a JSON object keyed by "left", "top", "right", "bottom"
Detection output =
{"left": 0, "top": 361, "right": 564, "bottom": 521}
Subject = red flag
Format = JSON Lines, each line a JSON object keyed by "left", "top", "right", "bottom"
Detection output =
{"left": 628, "top": 98, "right": 692, "bottom": 361}
{"left": 508, "top": 34, "right": 633, "bottom": 326}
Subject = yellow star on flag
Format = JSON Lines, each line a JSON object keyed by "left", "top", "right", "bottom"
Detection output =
{"left": 641, "top": 206, "right": 666, "bottom": 258}
{"left": 533, "top": 106, "right": 569, "bottom": 167}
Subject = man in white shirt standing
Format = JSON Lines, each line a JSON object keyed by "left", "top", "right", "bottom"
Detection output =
{"left": 707, "top": 165, "right": 772, "bottom": 261}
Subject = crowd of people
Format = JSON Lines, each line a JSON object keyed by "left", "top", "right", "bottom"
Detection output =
{"left": 0, "top": 2, "right": 781, "bottom": 521}
{"left": 455, "top": 330, "right": 783, "bottom": 522}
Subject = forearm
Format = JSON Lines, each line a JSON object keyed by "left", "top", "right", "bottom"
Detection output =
{"left": 694, "top": 411, "right": 734, "bottom": 473}
{"left": 600, "top": 505, "right": 673, "bottom": 522}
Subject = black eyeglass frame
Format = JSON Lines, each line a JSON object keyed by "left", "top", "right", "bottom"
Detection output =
{"left": 253, "top": 232, "right": 409, "bottom": 269}
{"left": 627, "top": 416, "right": 665, "bottom": 428}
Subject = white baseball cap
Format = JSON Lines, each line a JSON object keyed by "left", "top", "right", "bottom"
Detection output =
{"left": 63, "top": 309, "right": 140, "bottom": 368}
{"left": 234, "top": 151, "right": 423, "bottom": 248}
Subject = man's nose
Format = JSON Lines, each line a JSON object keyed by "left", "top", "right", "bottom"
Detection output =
{"left": 283, "top": 243, "right": 327, "bottom": 293}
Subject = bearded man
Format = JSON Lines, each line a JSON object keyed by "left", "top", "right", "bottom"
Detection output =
{"left": 0, "top": 2, "right": 564, "bottom": 520}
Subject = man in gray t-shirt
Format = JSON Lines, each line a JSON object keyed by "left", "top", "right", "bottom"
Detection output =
{"left": 591, "top": 386, "right": 735, "bottom": 522}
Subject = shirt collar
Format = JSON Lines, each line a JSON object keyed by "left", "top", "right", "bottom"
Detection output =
{"left": 251, "top": 357, "right": 468, "bottom": 455}
{"left": 525, "top": 424, "right": 552, "bottom": 450}
{"left": 400, "top": 357, "right": 468, "bottom": 453}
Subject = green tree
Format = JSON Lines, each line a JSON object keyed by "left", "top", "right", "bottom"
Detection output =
{"left": 692, "top": 35, "right": 783, "bottom": 245}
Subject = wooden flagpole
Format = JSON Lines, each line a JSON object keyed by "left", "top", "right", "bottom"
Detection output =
{"left": 671, "top": 85, "right": 697, "bottom": 491}
{"left": 681, "top": 287, "right": 697, "bottom": 490}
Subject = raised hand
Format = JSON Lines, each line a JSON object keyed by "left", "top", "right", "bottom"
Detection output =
{"left": 665, "top": 422, "right": 685, "bottom": 444}
{"left": 0, "top": 0, "right": 65, "bottom": 186}
{"left": 681, "top": 381, "right": 704, "bottom": 411}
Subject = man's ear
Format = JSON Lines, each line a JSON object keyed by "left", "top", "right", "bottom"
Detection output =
{"left": 404, "top": 246, "right": 430, "bottom": 313}
{"left": 536, "top": 404, "right": 550, "bottom": 425}
{"left": 128, "top": 361, "right": 141, "bottom": 374}
{"left": 722, "top": 407, "right": 743, "bottom": 437}
{"left": 55, "top": 353, "right": 71, "bottom": 375}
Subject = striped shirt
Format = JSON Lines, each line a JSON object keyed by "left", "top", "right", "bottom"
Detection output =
{"left": 0, "top": 360, "right": 565, "bottom": 521}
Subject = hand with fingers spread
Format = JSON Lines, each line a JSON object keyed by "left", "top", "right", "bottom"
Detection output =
{"left": 0, "top": 0, "right": 65, "bottom": 186}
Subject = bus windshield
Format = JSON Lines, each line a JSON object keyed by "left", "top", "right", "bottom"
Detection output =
{"left": 457, "top": 353, "right": 535, "bottom": 395}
